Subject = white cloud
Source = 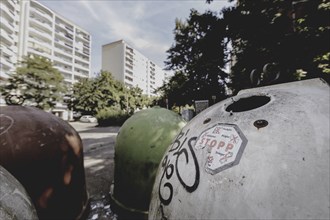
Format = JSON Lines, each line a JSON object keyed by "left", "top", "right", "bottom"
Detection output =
{"left": 39, "top": 0, "right": 234, "bottom": 74}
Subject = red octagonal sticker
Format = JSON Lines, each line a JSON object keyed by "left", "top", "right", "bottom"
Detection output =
{"left": 195, "top": 124, "right": 248, "bottom": 175}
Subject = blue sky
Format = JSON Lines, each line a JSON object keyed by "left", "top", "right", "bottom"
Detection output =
{"left": 39, "top": 0, "right": 233, "bottom": 76}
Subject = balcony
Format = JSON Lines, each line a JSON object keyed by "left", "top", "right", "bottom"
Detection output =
{"left": 74, "top": 75, "right": 87, "bottom": 82}
{"left": 82, "top": 49, "right": 89, "bottom": 56}
{"left": 27, "top": 48, "right": 50, "bottom": 59}
{"left": 0, "top": 16, "right": 14, "bottom": 34}
{"left": 0, "top": 45, "right": 14, "bottom": 57}
{"left": 74, "top": 50, "right": 89, "bottom": 61}
{"left": 29, "top": 37, "right": 51, "bottom": 52}
{"left": 74, "top": 61, "right": 89, "bottom": 71}
{"left": 56, "top": 30, "right": 74, "bottom": 42}
{"left": 30, "top": 16, "right": 52, "bottom": 32}
{"left": 29, "top": 26, "right": 52, "bottom": 41}
{"left": 0, "top": 56, "right": 13, "bottom": 70}
{"left": 54, "top": 39, "right": 73, "bottom": 51}
{"left": 65, "top": 25, "right": 73, "bottom": 33}
{"left": 53, "top": 51, "right": 73, "bottom": 64}
{"left": 74, "top": 67, "right": 89, "bottom": 76}
{"left": 54, "top": 65, "right": 72, "bottom": 75}
{"left": 0, "top": 2, "right": 15, "bottom": 18}
{"left": 73, "top": 56, "right": 88, "bottom": 65}
{"left": 30, "top": 6, "right": 53, "bottom": 23}
{"left": 55, "top": 22, "right": 73, "bottom": 35}
{"left": 0, "top": 29, "right": 13, "bottom": 45}
{"left": 60, "top": 72, "right": 72, "bottom": 80}
{"left": 75, "top": 34, "right": 89, "bottom": 43}
{"left": 6, "top": 0, "right": 16, "bottom": 9}
{"left": 83, "top": 43, "right": 90, "bottom": 49}
{"left": 125, "top": 63, "right": 133, "bottom": 70}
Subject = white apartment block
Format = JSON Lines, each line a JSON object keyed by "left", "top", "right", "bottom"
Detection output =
{"left": 0, "top": 0, "right": 91, "bottom": 119}
{"left": 102, "top": 40, "right": 169, "bottom": 97}
{"left": 0, "top": 0, "right": 19, "bottom": 80}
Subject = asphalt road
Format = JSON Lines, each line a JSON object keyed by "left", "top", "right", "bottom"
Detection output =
{"left": 70, "top": 122, "right": 120, "bottom": 220}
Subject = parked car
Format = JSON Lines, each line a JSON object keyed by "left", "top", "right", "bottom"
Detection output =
{"left": 73, "top": 112, "right": 82, "bottom": 121}
{"left": 79, "top": 115, "right": 97, "bottom": 123}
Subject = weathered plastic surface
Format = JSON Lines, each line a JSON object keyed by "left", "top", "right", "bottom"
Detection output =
{"left": 111, "top": 107, "right": 186, "bottom": 217}
{"left": 0, "top": 106, "right": 89, "bottom": 219}
{"left": 149, "top": 79, "right": 330, "bottom": 220}
{"left": 0, "top": 165, "right": 38, "bottom": 220}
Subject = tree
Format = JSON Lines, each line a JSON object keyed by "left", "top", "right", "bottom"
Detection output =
{"left": 69, "top": 71, "right": 122, "bottom": 115}
{"left": 214, "top": 0, "right": 330, "bottom": 92}
{"left": 69, "top": 71, "right": 154, "bottom": 115}
{"left": 162, "top": 0, "right": 329, "bottom": 101}
{"left": 159, "top": 9, "right": 228, "bottom": 108}
{"left": 0, "top": 56, "right": 67, "bottom": 109}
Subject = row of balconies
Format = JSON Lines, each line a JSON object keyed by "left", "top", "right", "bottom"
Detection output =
{"left": 55, "top": 30, "right": 73, "bottom": 42}
{"left": 74, "top": 67, "right": 89, "bottom": 76}
{"left": 1, "top": 16, "right": 15, "bottom": 34}
{"left": 29, "top": 25, "right": 52, "bottom": 42}
{"left": 75, "top": 60, "right": 89, "bottom": 69}
{"left": 30, "top": 6, "right": 52, "bottom": 24}
{"left": 54, "top": 39, "right": 73, "bottom": 51}
{"left": 54, "top": 51, "right": 73, "bottom": 64}
{"left": 29, "top": 43, "right": 52, "bottom": 55}
{"left": 125, "top": 69, "right": 133, "bottom": 76}
{"left": 74, "top": 51, "right": 89, "bottom": 62}
{"left": 29, "top": 19, "right": 51, "bottom": 36}
{"left": 55, "top": 21, "right": 74, "bottom": 35}
{"left": 0, "top": 1, "right": 15, "bottom": 18}
{"left": 54, "top": 54, "right": 89, "bottom": 75}
{"left": 126, "top": 56, "right": 133, "bottom": 64}
{"left": 76, "top": 40, "right": 90, "bottom": 49}
{"left": 74, "top": 49, "right": 89, "bottom": 59}
{"left": 125, "top": 75, "right": 133, "bottom": 82}
{"left": 30, "top": 11, "right": 52, "bottom": 30}
{"left": 125, "top": 63, "right": 133, "bottom": 70}
{"left": 0, "top": 55, "right": 13, "bottom": 71}
{"left": 29, "top": 36, "right": 52, "bottom": 53}
{"left": 0, "top": 29, "right": 14, "bottom": 45}
{"left": 54, "top": 43, "right": 72, "bottom": 56}
{"left": 126, "top": 46, "right": 134, "bottom": 54}
{"left": 125, "top": 82, "right": 133, "bottom": 88}
{"left": 0, "top": 44, "right": 15, "bottom": 57}
{"left": 76, "top": 29, "right": 90, "bottom": 39}
{"left": 54, "top": 63, "right": 72, "bottom": 74}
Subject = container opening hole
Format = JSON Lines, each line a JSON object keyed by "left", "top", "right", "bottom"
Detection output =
{"left": 226, "top": 96, "right": 271, "bottom": 112}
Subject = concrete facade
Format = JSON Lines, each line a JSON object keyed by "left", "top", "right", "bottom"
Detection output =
{"left": 102, "top": 40, "right": 169, "bottom": 96}
{"left": 0, "top": 0, "right": 92, "bottom": 119}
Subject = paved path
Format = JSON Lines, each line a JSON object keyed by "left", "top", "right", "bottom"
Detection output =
{"left": 70, "top": 122, "right": 120, "bottom": 220}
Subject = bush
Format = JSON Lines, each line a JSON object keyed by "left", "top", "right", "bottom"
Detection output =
{"left": 96, "top": 106, "right": 131, "bottom": 126}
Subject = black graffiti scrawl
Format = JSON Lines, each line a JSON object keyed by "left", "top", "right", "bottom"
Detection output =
{"left": 158, "top": 129, "right": 200, "bottom": 205}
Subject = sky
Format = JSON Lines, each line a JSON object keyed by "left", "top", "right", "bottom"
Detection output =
{"left": 39, "top": 0, "right": 234, "bottom": 76}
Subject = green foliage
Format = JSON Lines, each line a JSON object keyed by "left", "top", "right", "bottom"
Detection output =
{"left": 96, "top": 105, "right": 130, "bottom": 126}
{"left": 159, "top": 9, "right": 228, "bottom": 108}
{"left": 69, "top": 71, "right": 123, "bottom": 115}
{"left": 0, "top": 56, "right": 67, "bottom": 109}
{"left": 162, "top": 0, "right": 329, "bottom": 101}
{"left": 69, "top": 70, "right": 155, "bottom": 117}
{"left": 223, "top": 0, "right": 330, "bottom": 92}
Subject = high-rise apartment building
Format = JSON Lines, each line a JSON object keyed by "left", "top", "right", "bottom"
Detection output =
{"left": 0, "top": 0, "right": 91, "bottom": 119}
{"left": 102, "top": 40, "right": 168, "bottom": 97}
{"left": 0, "top": 0, "right": 19, "bottom": 80}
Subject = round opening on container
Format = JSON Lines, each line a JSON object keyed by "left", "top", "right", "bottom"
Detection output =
{"left": 203, "top": 118, "right": 211, "bottom": 124}
{"left": 225, "top": 96, "right": 271, "bottom": 112}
